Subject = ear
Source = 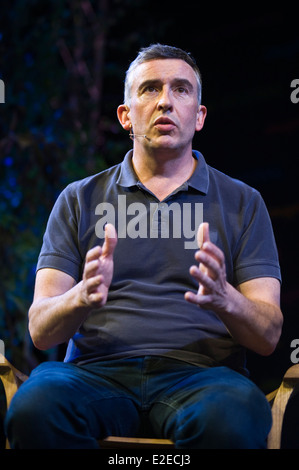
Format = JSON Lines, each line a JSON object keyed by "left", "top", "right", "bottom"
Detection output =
{"left": 117, "top": 104, "right": 132, "bottom": 131}
{"left": 195, "top": 105, "right": 207, "bottom": 132}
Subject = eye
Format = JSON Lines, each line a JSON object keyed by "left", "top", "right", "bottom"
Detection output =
{"left": 143, "top": 85, "right": 158, "bottom": 94}
{"left": 176, "top": 86, "right": 188, "bottom": 95}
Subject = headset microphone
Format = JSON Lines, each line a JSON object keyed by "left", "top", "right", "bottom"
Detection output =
{"left": 129, "top": 133, "right": 151, "bottom": 142}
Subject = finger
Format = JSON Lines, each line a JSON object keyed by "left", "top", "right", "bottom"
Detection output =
{"left": 86, "top": 274, "right": 103, "bottom": 294}
{"left": 189, "top": 265, "right": 215, "bottom": 289}
{"left": 197, "top": 222, "right": 210, "bottom": 249}
{"left": 196, "top": 223, "right": 209, "bottom": 278}
{"left": 194, "top": 251, "right": 222, "bottom": 279}
{"left": 83, "top": 259, "right": 100, "bottom": 280}
{"left": 184, "top": 291, "right": 197, "bottom": 304}
{"left": 88, "top": 291, "right": 105, "bottom": 307}
{"left": 184, "top": 290, "right": 212, "bottom": 306}
{"left": 102, "top": 223, "right": 118, "bottom": 257}
{"left": 196, "top": 242, "right": 225, "bottom": 266}
{"left": 85, "top": 245, "right": 102, "bottom": 263}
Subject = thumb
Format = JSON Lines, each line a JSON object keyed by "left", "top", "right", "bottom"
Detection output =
{"left": 102, "top": 223, "right": 118, "bottom": 257}
{"left": 197, "top": 223, "right": 210, "bottom": 295}
{"left": 197, "top": 222, "right": 210, "bottom": 249}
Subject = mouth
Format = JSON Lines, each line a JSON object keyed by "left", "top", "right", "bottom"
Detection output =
{"left": 153, "top": 116, "right": 176, "bottom": 132}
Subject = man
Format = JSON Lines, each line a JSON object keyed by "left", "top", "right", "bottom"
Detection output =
{"left": 5, "top": 44, "right": 283, "bottom": 448}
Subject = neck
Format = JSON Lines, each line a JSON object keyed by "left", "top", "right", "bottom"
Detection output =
{"left": 131, "top": 145, "right": 196, "bottom": 200}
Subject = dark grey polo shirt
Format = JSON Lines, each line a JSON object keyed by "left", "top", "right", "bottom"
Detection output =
{"left": 37, "top": 150, "right": 281, "bottom": 374}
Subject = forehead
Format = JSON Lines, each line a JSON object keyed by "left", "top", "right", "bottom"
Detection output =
{"left": 130, "top": 59, "right": 198, "bottom": 90}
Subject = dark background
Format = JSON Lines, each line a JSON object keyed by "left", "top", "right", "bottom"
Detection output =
{"left": 0, "top": 0, "right": 298, "bottom": 393}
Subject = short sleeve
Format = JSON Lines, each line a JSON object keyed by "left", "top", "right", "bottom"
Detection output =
{"left": 36, "top": 185, "right": 83, "bottom": 282}
{"left": 232, "top": 191, "right": 281, "bottom": 286}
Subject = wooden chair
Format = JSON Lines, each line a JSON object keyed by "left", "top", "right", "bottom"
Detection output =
{"left": 101, "top": 365, "right": 299, "bottom": 449}
{"left": 0, "top": 354, "right": 28, "bottom": 449}
{"left": 99, "top": 436, "right": 174, "bottom": 448}
{"left": 267, "top": 364, "right": 299, "bottom": 449}
{"left": 1, "top": 353, "right": 299, "bottom": 449}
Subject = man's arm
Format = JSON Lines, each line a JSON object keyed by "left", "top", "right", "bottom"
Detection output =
{"left": 185, "top": 223, "right": 283, "bottom": 356}
{"left": 29, "top": 224, "right": 117, "bottom": 350}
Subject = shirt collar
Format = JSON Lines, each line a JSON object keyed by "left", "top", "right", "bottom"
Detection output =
{"left": 187, "top": 150, "right": 209, "bottom": 195}
{"left": 117, "top": 149, "right": 209, "bottom": 195}
{"left": 116, "top": 150, "right": 139, "bottom": 188}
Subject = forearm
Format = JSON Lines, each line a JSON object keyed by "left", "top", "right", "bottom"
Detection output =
{"left": 29, "top": 227, "right": 117, "bottom": 351}
{"left": 186, "top": 225, "right": 283, "bottom": 356}
{"left": 29, "top": 281, "right": 91, "bottom": 350}
{"left": 217, "top": 282, "right": 283, "bottom": 356}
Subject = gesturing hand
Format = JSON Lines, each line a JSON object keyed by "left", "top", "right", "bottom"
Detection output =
{"left": 185, "top": 223, "right": 230, "bottom": 314}
{"left": 80, "top": 223, "right": 118, "bottom": 309}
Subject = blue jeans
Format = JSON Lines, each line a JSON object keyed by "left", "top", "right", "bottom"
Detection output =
{"left": 5, "top": 356, "right": 271, "bottom": 449}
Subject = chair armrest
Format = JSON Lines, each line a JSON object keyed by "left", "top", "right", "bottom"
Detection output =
{"left": 0, "top": 353, "right": 28, "bottom": 407}
{"left": 267, "top": 364, "right": 299, "bottom": 449}
{"left": 0, "top": 354, "right": 28, "bottom": 449}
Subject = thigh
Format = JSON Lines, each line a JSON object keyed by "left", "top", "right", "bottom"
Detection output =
{"left": 6, "top": 361, "right": 140, "bottom": 448}
{"left": 149, "top": 366, "right": 272, "bottom": 449}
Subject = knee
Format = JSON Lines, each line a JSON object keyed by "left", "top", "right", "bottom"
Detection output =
{"left": 168, "top": 384, "right": 272, "bottom": 449}
{"left": 5, "top": 377, "right": 54, "bottom": 448}
{"left": 5, "top": 363, "right": 76, "bottom": 449}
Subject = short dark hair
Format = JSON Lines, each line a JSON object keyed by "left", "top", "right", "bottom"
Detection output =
{"left": 124, "top": 44, "right": 202, "bottom": 105}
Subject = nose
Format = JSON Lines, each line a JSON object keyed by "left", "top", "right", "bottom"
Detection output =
{"left": 157, "top": 86, "right": 173, "bottom": 112}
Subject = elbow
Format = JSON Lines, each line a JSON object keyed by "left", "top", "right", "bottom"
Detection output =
{"left": 260, "top": 311, "right": 284, "bottom": 357}
{"left": 28, "top": 306, "right": 53, "bottom": 351}
{"left": 259, "top": 342, "right": 278, "bottom": 357}
{"left": 28, "top": 322, "right": 49, "bottom": 351}
{"left": 29, "top": 329, "right": 57, "bottom": 351}
{"left": 28, "top": 306, "right": 41, "bottom": 350}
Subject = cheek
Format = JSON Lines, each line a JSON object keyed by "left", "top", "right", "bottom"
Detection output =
{"left": 179, "top": 102, "right": 199, "bottom": 122}
{"left": 130, "top": 105, "right": 152, "bottom": 127}
{"left": 184, "top": 110, "right": 201, "bottom": 132}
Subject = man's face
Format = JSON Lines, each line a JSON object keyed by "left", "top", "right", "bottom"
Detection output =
{"left": 119, "top": 59, "right": 206, "bottom": 152}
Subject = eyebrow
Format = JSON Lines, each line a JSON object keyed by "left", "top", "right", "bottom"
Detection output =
{"left": 137, "top": 78, "right": 195, "bottom": 94}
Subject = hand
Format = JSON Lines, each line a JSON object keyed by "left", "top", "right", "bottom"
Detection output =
{"left": 80, "top": 223, "right": 118, "bottom": 308}
{"left": 184, "top": 223, "right": 283, "bottom": 355}
{"left": 185, "top": 223, "right": 230, "bottom": 314}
